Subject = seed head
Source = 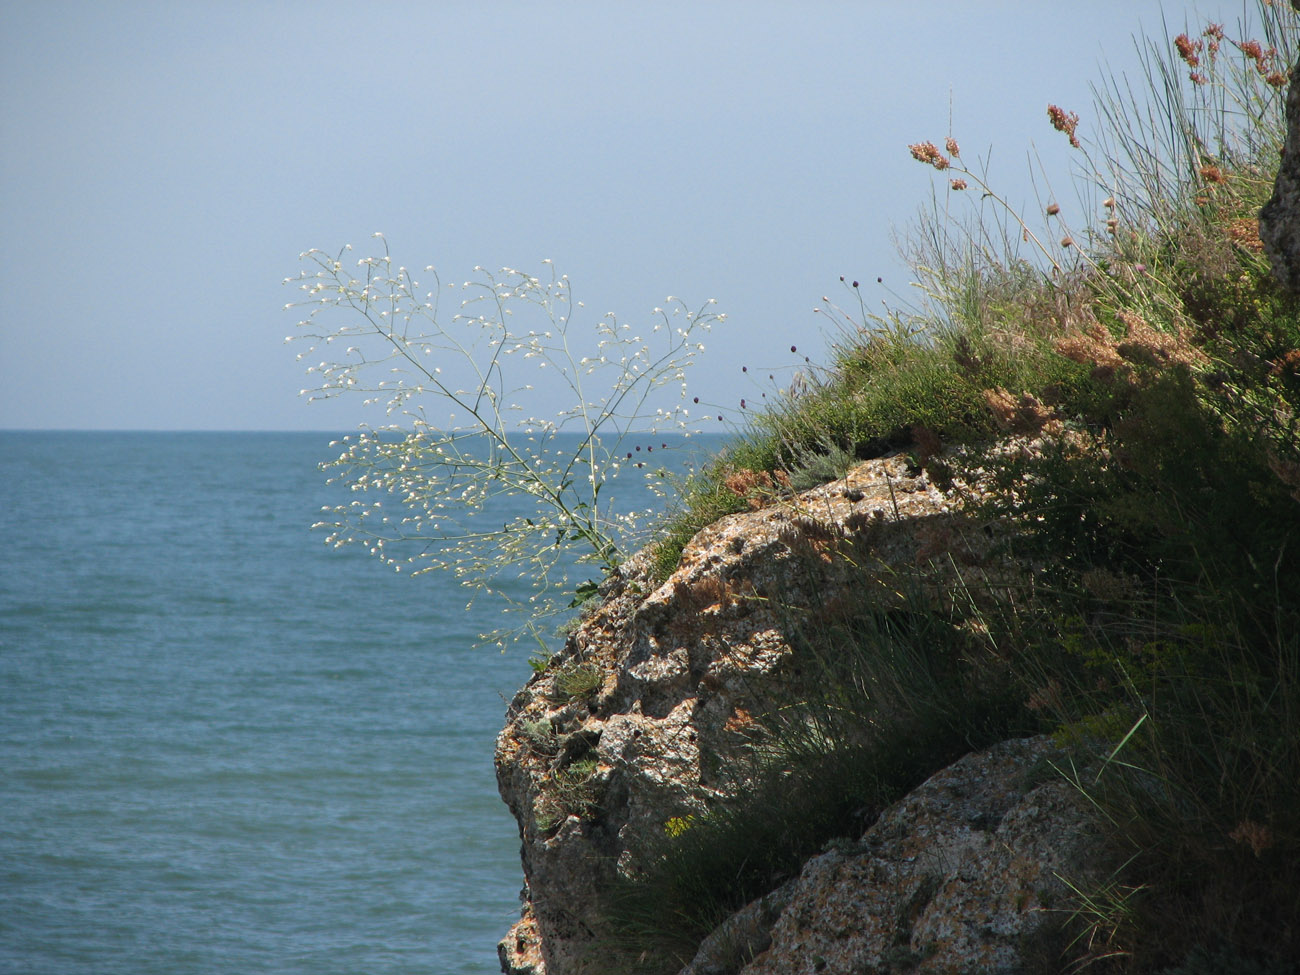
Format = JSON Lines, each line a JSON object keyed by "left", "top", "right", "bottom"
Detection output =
{"left": 944, "top": 136, "right": 960, "bottom": 157}
{"left": 1200, "top": 164, "right": 1226, "bottom": 184}
{"left": 1238, "top": 39, "right": 1265, "bottom": 61}
{"left": 1046, "top": 105, "right": 1081, "bottom": 148}
{"left": 1175, "top": 33, "right": 1201, "bottom": 67}
{"left": 1229, "top": 819, "right": 1276, "bottom": 858}
{"left": 908, "top": 141, "right": 951, "bottom": 170}
{"left": 950, "top": 178, "right": 968, "bottom": 191}
{"left": 1046, "top": 203, "right": 1061, "bottom": 216}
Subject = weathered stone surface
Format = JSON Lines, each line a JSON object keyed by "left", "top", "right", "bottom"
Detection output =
{"left": 495, "top": 454, "right": 976, "bottom": 974}
{"left": 1260, "top": 48, "right": 1300, "bottom": 291}
{"left": 498, "top": 903, "right": 544, "bottom": 975}
{"left": 718, "top": 736, "right": 1100, "bottom": 975}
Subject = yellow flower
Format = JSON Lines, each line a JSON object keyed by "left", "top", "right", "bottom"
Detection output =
{"left": 664, "top": 815, "right": 696, "bottom": 838}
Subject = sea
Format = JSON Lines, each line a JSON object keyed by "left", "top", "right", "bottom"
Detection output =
{"left": 0, "top": 430, "right": 718, "bottom": 975}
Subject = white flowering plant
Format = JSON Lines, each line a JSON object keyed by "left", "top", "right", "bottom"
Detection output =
{"left": 285, "top": 235, "right": 721, "bottom": 648}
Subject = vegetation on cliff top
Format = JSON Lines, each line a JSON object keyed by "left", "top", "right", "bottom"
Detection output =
{"left": 607, "top": 3, "right": 1300, "bottom": 972}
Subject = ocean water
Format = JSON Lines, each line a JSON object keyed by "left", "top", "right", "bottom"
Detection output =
{"left": 0, "top": 431, "right": 712, "bottom": 975}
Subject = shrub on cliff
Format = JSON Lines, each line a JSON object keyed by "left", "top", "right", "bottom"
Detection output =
{"left": 286, "top": 245, "right": 723, "bottom": 647}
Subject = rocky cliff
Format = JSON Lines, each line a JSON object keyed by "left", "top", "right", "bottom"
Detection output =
{"left": 495, "top": 450, "right": 1101, "bottom": 975}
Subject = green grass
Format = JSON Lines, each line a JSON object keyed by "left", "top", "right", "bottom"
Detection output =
{"left": 550, "top": 661, "right": 604, "bottom": 702}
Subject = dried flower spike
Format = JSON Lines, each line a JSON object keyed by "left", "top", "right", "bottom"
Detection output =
{"left": 1229, "top": 820, "right": 1276, "bottom": 858}
{"left": 908, "top": 141, "right": 951, "bottom": 170}
{"left": 1047, "top": 104, "right": 1081, "bottom": 148}
{"left": 1175, "top": 33, "right": 1201, "bottom": 67}
{"left": 945, "top": 136, "right": 961, "bottom": 157}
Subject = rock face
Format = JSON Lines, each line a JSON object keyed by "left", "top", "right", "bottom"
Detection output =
{"left": 496, "top": 454, "right": 965, "bottom": 974}
{"left": 682, "top": 737, "right": 1099, "bottom": 975}
{"left": 494, "top": 451, "right": 1100, "bottom": 974}
{"left": 1260, "top": 46, "right": 1300, "bottom": 291}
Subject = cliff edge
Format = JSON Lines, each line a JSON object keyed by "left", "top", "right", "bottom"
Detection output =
{"left": 495, "top": 450, "right": 1100, "bottom": 975}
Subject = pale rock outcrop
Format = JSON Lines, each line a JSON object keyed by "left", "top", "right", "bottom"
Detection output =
{"left": 496, "top": 453, "right": 974, "bottom": 974}
{"left": 685, "top": 736, "right": 1099, "bottom": 975}
{"left": 495, "top": 450, "right": 1097, "bottom": 975}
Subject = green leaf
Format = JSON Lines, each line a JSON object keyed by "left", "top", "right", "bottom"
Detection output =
{"left": 570, "top": 579, "right": 600, "bottom": 607}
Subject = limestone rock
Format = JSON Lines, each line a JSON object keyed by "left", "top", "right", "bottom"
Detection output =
{"left": 495, "top": 454, "right": 975, "bottom": 974}
{"left": 499, "top": 903, "right": 544, "bottom": 975}
{"left": 713, "top": 736, "right": 1100, "bottom": 975}
{"left": 1260, "top": 49, "right": 1300, "bottom": 291}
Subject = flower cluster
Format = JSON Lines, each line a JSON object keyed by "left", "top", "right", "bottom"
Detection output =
{"left": 1178, "top": 22, "right": 1286, "bottom": 86}
{"left": 907, "top": 130, "right": 1068, "bottom": 273}
{"left": 1175, "top": 32, "right": 1203, "bottom": 68}
{"left": 908, "top": 141, "right": 950, "bottom": 170}
{"left": 1047, "top": 104, "right": 1081, "bottom": 148}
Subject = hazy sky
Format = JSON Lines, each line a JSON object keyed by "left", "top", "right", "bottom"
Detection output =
{"left": 0, "top": 1, "right": 1249, "bottom": 431}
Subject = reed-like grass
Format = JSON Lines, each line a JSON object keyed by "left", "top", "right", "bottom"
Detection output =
{"left": 618, "top": 3, "right": 1300, "bottom": 971}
